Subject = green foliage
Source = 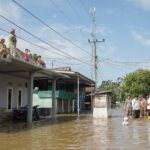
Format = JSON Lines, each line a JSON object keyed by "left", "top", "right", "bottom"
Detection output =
{"left": 121, "top": 69, "right": 150, "bottom": 98}
{"left": 98, "top": 78, "right": 123, "bottom": 105}
{"left": 29, "top": 53, "right": 38, "bottom": 62}
{"left": 29, "top": 53, "right": 46, "bottom": 67}
{"left": 98, "top": 69, "right": 150, "bottom": 103}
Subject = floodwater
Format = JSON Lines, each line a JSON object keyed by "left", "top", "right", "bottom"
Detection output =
{"left": 0, "top": 108, "right": 150, "bottom": 150}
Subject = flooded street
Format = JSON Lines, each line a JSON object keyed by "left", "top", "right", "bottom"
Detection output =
{"left": 0, "top": 108, "right": 150, "bottom": 150}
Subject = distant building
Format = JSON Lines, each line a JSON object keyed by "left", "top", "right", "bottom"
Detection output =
{"left": 33, "top": 67, "right": 95, "bottom": 116}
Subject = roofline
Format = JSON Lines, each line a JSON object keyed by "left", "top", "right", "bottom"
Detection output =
{"left": 40, "top": 69, "right": 70, "bottom": 78}
{"left": 11, "top": 56, "right": 43, "bottom": 70}
{"left": 0, "top": 57, "right": 69, "bottom": 79}
{"left": 52, "top": 70, "right": 95, "bottom": 84}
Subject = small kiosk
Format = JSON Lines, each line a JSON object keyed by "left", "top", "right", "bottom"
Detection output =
{"left": 93, "top": 90, "right": 112, "bottom": 118}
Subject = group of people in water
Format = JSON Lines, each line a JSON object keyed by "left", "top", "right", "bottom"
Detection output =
{"left": 0, "top": 28, "right": 43, "bottom": 66}
{"left": 124, "top": 95, "right": 150, "bottom": 119}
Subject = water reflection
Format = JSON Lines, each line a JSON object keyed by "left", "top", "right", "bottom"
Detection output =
{"left": 0, "top": 108, "right": 150, "bottom": 149}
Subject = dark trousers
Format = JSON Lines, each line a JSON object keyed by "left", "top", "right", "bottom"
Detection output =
{"left": 133, "top": 110, "right": 140, "bottom": 118}
{"left": 147, "top": 109, "right": 150, "bottom": 116}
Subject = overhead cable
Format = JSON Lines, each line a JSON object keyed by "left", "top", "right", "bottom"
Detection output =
{"left": 12, "top": 0, "right": 91, "bottom": 55}
{"left": 0, "top": 14, "right": 92, "bottom": 66}
{"left": 0, "top": 28, "right": 68, "bottom": 58}
{"left": 80, "top": 0, "right": 91, "bottom": 21}
{"left": 65, "top": 0, "right": 89, "bottom": 27}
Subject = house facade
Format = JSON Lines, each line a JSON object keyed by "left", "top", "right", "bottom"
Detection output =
{"left": 0, "top": 73, "right": 28, "bottom": 122}
{"left": 0, "top": 57, "right": 66, "bottom": 124}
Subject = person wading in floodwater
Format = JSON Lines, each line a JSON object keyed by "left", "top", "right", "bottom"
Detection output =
{"left": 124, "top": 95, "right": 132, "bottom": 118}
{"left": 147, "top": 94, "right": 150, "bottom": 119}
{"left": 139, "top": 96, "right": 147, "bottom": 117}
{"left": 132, "top": 96, "right": 140, "bottom": 118}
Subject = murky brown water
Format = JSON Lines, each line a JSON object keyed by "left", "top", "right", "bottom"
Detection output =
{"left": 0, "top": 108, "right": 150, "bottom": 150}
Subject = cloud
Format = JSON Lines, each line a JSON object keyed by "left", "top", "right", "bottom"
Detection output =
{"left": 132, "top": 31, "right": 150, "bottom": 46}
{"left": 0, "top": 1, "right": 21, "bottom": 21}
{"left": 128, "top": 0, "right": 150, "bottom": 11}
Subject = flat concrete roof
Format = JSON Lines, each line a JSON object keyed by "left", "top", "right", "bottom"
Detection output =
{"left": 0, "top": 57, "right": 68, "bottom": 79}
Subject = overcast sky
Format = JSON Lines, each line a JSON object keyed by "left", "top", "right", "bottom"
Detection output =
{"left": 0, "top": 0, "right": 150, "bottom": 85}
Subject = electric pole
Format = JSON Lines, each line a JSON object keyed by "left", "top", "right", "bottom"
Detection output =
{"left": 52, "top": 60, "right": 55, "bottom": 69}
{"left": 88, "top": 6, "right": 104, "bottom": 89}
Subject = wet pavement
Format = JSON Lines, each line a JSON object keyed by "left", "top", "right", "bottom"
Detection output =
{"left": 0, "top": 108, "right": 150, "bottom": 150}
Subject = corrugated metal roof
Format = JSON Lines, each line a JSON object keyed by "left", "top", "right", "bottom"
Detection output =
{"left": 51, "top": 69, "right": 95, "bottom": 86}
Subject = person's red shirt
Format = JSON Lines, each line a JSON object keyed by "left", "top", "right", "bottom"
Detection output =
{"left": 23, "top": 53, "right": 29, "bottom": 61}
{"left": 37, "top": 57, "right": 42, "bottom": 65}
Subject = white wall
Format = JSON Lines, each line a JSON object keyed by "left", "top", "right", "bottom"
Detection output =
{"left": 0, "top": 74, "right": 28, "bottom": 110}
{"left": 93, "top": 94, "right": 111, "bottom": 118}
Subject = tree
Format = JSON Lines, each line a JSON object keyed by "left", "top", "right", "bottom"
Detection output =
{"left": 98, "top": 79, "right": 122, "bottom": 105}
{"left": 121, "top": 69, "right": 150, "bottom": 98}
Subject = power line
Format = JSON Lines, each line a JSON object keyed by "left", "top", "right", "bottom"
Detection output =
{"left": 12, "top": 0, "right": 91, "bottom": 55}
{"left": 65, "top": 0, "right": 88, "bottom": 27}
{"left": 0, "top": 14, "right": 92, "bottom": 66}
{"left": 97, "top": 60, "right": 106, "bottom": 79}
{"left": 97, "top": 67, "right": 104, "bottom": 81}
{"left": 49, "top": 0, "right": 88, "bottom": 38}
{"left": 80, "top": 0, "right": 91, "bottom": 21}
{"left": 98, "top": 57, "right": 150, "bottom": 66}
{"left": 46, "top": 59, "right": 83, "bottom": 66}
{"left": 50, "top": 0, "right": 74, "bottom": 25}
{"left": 0, "top": 27, "right": 68, "bottom": 58}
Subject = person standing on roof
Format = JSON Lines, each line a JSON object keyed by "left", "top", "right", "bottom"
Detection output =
{"left": 36, "top": 55, "right": 43, "bottom": 66}
{"left": 0, "top": 38, "right": 10, "bottom": 58}
{"left": 23, "top": 49, "right": 30, "bottom": 61}
{"left": 9, "top": 28, "right": 17, "bottom": 57}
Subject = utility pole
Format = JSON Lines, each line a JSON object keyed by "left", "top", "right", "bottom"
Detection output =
{"left": 88, "top": 6, "right": 104, "bottom": 89}
{"left": 52, "top": 60, "right": 55, "bottom": 69}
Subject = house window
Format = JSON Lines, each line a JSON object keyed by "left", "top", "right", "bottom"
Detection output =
{"left": 18, "top": 89, "right": 22, "bottom": 108}
{"left": 7, "top": 88, "right": 13, "bottom": 110}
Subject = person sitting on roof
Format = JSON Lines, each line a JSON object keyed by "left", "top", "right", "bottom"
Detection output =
{"left": 23, "top": 49, "right": 30, "bottom": 61}
{"left": 0, "top": 38, "right": 10, "bottom": 58}
{"left": 9, "top": 28, "right": 17, "bottom": 57}
{"left": 36, "top": 55, "right": 43, "bottom": 66}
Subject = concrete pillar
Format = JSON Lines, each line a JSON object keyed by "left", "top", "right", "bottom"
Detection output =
{"left": 77, "top": 76, "right": 80, "bottom": 115}
{"left": 68, "top": 100, "right": 70, "bottom": 113}
{"left": 27, "top": 72, "right": 33, "bottom": 125}
{"left": 72, "top": 100, "right": 75, "bottom": 113}
{"left": 61, "top": 99, "right": 64, "bottom": 113}
{"left": 51, "top": 79, "right": 56, "bottom": 118}
{"left": 55, "top": 99, "right": 58, "bottom": 114}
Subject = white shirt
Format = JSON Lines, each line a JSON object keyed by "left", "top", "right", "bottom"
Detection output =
{"left": 147, "top": 98, "right": 150, "bottom": 110}
{"left": 132, "top": 98, "right": 140, "bottom": 110}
